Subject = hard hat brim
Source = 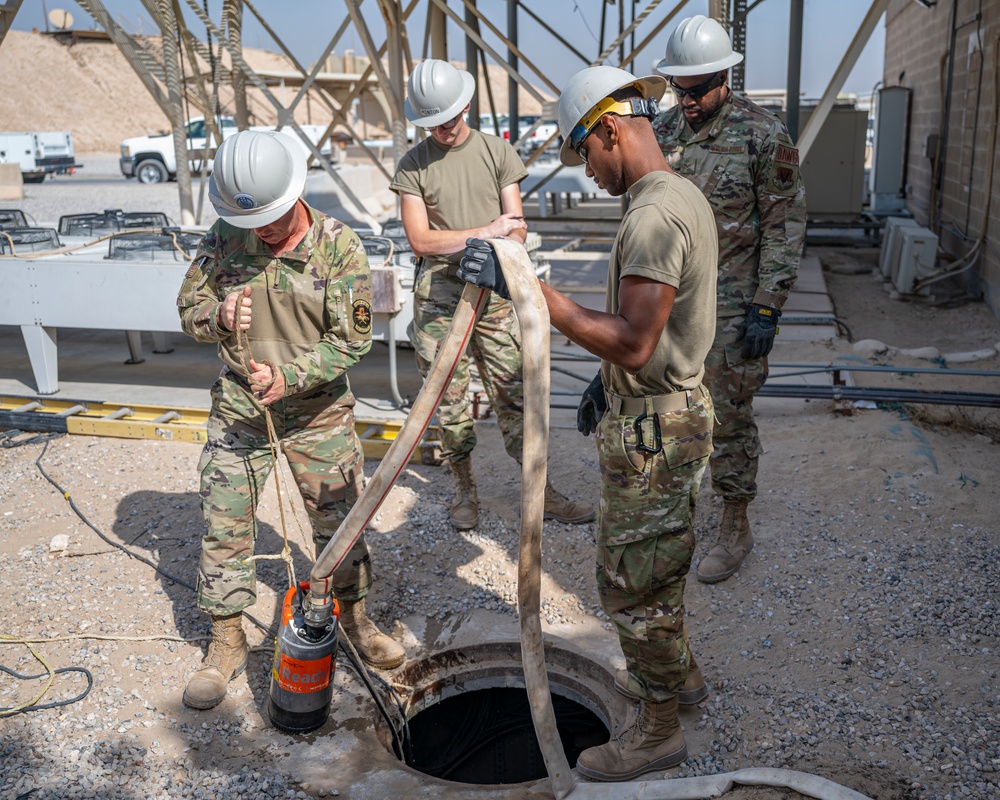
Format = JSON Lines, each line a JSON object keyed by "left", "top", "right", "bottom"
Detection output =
{"left": 405, "top": 70, "right": 476, "bottom": 128}
{"left": 654, "top": 51, "right": 743, "bottom": 77}
{"left": 210, "top": 138, "right": 308, "bottom": 229}
{"left": 558, "top": 74, "right": 667, "bottom": 167}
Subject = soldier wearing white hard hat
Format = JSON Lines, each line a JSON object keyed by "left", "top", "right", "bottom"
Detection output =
{"left": 178, "top": 130, "right": 405, "bottom": 712}
{"left": 391, "top": 60, "right": 595, "bottom": 532}
{"left": 460, "top": 65, "right": 719, "bottom": 781}
{"left": 653, "top": 16, "right": 807, "bottom": 586}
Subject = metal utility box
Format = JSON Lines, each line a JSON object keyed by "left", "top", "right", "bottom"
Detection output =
{"left": 779, "top": 106, "right": 869, "bottom": 218}
{"left": 869, "top": 86, "right": 910, "bottom": 214}
{"left": 891, "top": 225, "right": 938, "bottom": 294}
{"left": 880, "top": 216, "right": 919, "bottom": 278}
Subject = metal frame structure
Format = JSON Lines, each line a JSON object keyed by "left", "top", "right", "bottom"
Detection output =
{"left": 1, "top": 1, "right": 890, "bottom": 213}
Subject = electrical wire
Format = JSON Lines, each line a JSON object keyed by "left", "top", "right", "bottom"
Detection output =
{"left": 3, "top": 436, "right": 410, "bottom": 744}
{"left": 0, "top": 664, "right": 93, "bottom": 716}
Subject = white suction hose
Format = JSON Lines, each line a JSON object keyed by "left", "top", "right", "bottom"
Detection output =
{"left": 491, "top": 239, "right": 575, "bottom": 799}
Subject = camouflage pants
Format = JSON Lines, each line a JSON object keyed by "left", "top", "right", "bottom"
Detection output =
{"left": 409, "top": 265, "right": 524, "bottom": 462}
{"left": 594, "top": 387, "right": 713, "bottom": 702}
{"left": 703, "top": 315, "right": 768, "bottom": 503}
{"left": 196, "top": 373, "right": 372, "bottom": 616}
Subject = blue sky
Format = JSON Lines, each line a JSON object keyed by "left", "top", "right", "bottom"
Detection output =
{"left": 17, "top": 0, "right": 885, "bottom": 99}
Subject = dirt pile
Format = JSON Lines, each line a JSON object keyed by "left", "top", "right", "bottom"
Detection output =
{"left": 0, "top": 29, "right": 549, "bottom": 152}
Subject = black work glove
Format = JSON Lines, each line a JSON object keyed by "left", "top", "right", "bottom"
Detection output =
{"left": 458, "top": 238, "right": 510, "bottom": 300}
{"left": 742, "top": 305, "right": 781, "bottom": 359}
{"left": 576, "top": 372, "right": 608, "bottom": 436}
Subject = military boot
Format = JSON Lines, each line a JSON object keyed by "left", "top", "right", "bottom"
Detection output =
{"left": 543, "top": 480, "right": 596, "bottom": 524}
{"left": 696, "top": 499, "right": 753, "bottom": 583}
{"left": 614, "top": 655, "right": 709, "bottom": 706}
{"left": 339, "top": 597, "right": 405, "bottom": 670}
{"left": 182, "top": 612, "right": 249, "bottom": 710}
{"left": 448, "top": 455, "right": 479, "bottom": 530}
{"left": 576, "top": 697, "right": 687, "bottom": 781}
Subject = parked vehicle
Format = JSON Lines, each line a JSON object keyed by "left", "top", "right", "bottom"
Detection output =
{"left": 506, "top": 115, "right": 560, "bottom": 155}
{"left": 119, "top": 116, "right": 339, "bottom": 184}
{"left": 0, "top": 131, "right": 81, "bottom": 183}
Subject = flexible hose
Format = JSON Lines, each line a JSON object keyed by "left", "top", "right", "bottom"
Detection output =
{"left": 491, "top": 239, "right": 574, "bottom": 799}
{"left": 564, "top": 767, "right": 872, "bottom": 799}
{"left": 309, "top": 285, "right": 490, "bottom": 595}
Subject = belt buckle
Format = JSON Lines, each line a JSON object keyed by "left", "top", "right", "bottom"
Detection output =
{"left": 634, "top": 411, "right": 661, "bottom": 453}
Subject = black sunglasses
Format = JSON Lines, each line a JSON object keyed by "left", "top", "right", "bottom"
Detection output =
{"left": 670, "top": 72, "right": 724, "bottom": 100}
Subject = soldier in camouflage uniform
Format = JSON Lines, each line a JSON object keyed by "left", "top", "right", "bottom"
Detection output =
{"left": 390, "top": 59, "right": 593, "bottom": 531}
{"left": 461, "top": 66, "right": 718, "bottom": 781}
{"left": 177, "top": 130, "right": 404, "bottom": 711}
{"left": 653, "top": 16, "right": 807, "bottom": 584}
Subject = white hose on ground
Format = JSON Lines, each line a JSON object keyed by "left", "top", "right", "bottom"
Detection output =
{"left": 565, "top": 768, "right": 873, "bottom": 799}
{"left": 491, "top": 239, "right": 575, "bottom": 799}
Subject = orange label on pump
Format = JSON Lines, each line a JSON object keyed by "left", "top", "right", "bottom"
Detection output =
{"left": 274, "top": 653, "right": 333, "bottom": 693}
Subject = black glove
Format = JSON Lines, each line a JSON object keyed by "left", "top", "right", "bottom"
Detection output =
{"left": 458, "top": 238, "right": 510, "bottom": 300}
{"left": 576, "top": 372, "right": 608, "bottom": 436}
{"left": 742, "top": 305, "right": 781, "bottom": 359}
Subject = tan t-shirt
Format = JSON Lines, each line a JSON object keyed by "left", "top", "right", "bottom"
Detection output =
{"left": 389, "top": 128, "right": 528, "bottom": 266}
{"left": 603, "top": 171, "right": 718, "bottom": 395}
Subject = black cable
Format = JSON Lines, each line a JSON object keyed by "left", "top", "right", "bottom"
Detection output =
{"left": 0, "top": 665, "right": 93, "bottom": 715}
{"left": 28, "top": 437, "right": 410, "bottom": 744}
{"left": 33, "top": 439, "right": 196, "bottom": 593}
{"left": 337, "top": 641, "right": 410, "bottom": 761}
{"left": 0, "top": 430, "right": 65, "bottom": 448}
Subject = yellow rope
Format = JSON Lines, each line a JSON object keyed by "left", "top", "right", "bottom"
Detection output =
{"left": 232, "top": 291, "right": 299, "bottom": 591}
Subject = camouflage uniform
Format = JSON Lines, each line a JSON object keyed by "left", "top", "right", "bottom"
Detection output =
{"left": 653, "top": 92, "right": 806, "bottom": 502}
{"left": 596, "top": 171, "right": 718, "bottom": 701}
{"left": 390, "top": 128, "right": 529, "bottom": 465}
{"left": 177, "top": 204, "right": 375, "bottom": 616}
{"left": 410, "top": 265, "right": 523, "bottom": 460}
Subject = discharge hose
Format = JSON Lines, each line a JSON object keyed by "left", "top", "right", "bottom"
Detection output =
{"left": 492, "top": 239, "right": 575, "bottom": 799}
{"left": 308, "top": 282, "right": 490, "bottom": 604}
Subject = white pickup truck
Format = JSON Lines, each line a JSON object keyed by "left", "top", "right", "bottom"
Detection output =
{"left": 119, "top": 116, "right": 339, "bottom": 184}
{"left": 0, "top": 131, "right": 81, "bottom": 183}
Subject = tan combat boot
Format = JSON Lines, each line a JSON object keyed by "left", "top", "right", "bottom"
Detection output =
{"left": 182, "top": 612, "right": 249, "bottom": 710}
{"left": 448, "top": 455, "right": 479, "bottom": 530}
{"left": 543, "top": 480, "right": 596, "bottom": 524}
{"left": 339, "top": 597, "right": 405, "bottom": 670}
{"left": 576, "top": 697, "right": 687, "bottom": 781}
{"left": 614, "top": 655, "right": 710, "bottom": 706}
{"left": 696, "top": 499, "right": 753, "bottom": 583}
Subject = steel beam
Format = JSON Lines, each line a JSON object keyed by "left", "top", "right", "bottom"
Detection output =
{"left": 786, "top": 0, "right": 803, "bottom": 141}
{"left": 0, "top": 0, "right": 23, "bottom": 50}
{"left": 797, "top": 0, "right": 889, "bottom": 160}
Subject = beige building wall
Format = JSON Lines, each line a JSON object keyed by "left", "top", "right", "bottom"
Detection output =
{"left": 883, "top": 0, "right": 999, "bottom": 313}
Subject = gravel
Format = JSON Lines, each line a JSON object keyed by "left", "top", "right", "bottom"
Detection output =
{"left": 2, "top": 172, "right": 998, "bottom": 799}
{"left": 1, "top": 413, "right": 997, "bottom": 799}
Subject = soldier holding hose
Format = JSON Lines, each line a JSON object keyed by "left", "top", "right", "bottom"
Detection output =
{"left": 460, "top": 66, "right": 718, "bottom": 781}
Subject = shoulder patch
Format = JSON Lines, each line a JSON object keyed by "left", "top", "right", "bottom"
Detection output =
{"left": 775, "top": 144, "right": 799, "bottom": 166}
{"left": 184, "top": 255, "right": 209, "bottom": 279}
{"left": 352, "top": 299, "right": 372, "bottom": 334}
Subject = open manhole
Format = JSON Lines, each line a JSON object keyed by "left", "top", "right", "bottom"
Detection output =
{"left": 377, "top": 641, "right": 619, "bottom": 786}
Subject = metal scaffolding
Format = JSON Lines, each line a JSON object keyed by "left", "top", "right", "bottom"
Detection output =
{"left": 0, "top": 1, "right": 891, "bottom": 213}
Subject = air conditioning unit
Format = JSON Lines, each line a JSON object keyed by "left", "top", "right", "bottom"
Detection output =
{"left": 891, "top": 226, "right": 938, "bottom": 294}
{"left": 880, "top": 216, "right": 919, "bottom": 277}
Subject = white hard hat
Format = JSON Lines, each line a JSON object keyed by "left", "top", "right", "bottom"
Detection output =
{"left": 655, "top": 15, "right": 744, "bottom": 77}
{"left": 209, "top": 130, "right": 306, "bottom": 229}
{"left": 557, "top": 65, "right": 667, "bottom": 167}
{"left": 405, "top": 59, "right": 476, "bottom": 128}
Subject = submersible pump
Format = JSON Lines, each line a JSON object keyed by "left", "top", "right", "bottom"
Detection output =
{"left": 267, "top": 581, "right": 339, "bottom": 733}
